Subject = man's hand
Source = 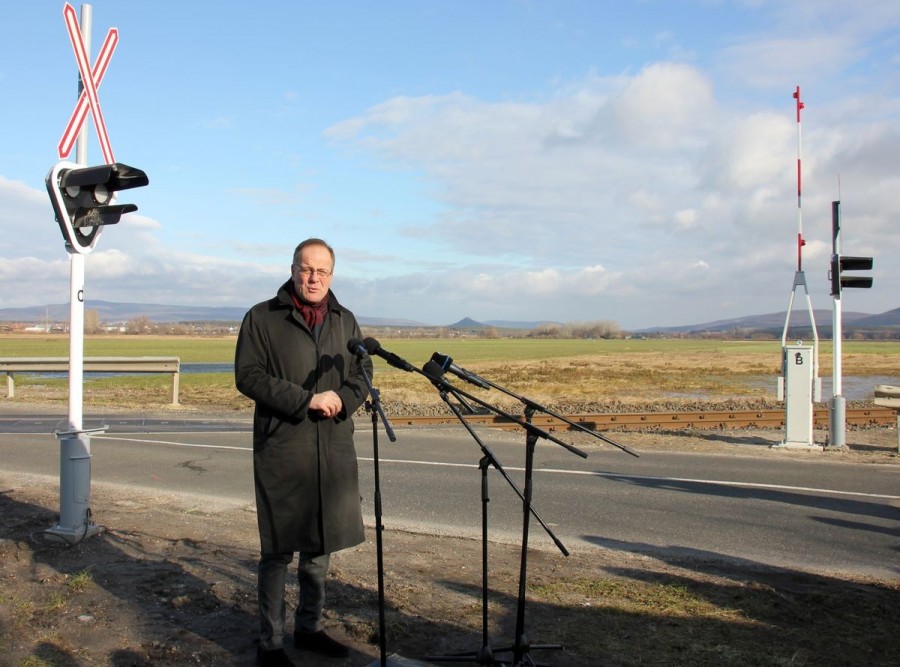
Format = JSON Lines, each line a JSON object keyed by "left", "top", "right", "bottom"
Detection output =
{"left": 309, "top": 390, "right": 344, "bottom": 418}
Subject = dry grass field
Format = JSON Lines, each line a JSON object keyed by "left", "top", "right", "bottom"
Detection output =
{"left": 3, "top": 333, "right": 898, "bottom": 415}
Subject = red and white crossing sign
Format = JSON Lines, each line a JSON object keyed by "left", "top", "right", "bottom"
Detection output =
{"left": 57, "top": 2, "right": 117, "bottom": 164}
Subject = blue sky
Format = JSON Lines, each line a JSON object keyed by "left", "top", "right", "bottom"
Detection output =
{"left": 1, "top": 0, "right": 897, "bottom": 329}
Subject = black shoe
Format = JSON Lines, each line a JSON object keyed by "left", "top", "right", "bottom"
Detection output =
{"left": 293, "top": 630, "right": 350, "bottom": 658}
{"left": 256, "top": 647, "right": 295, "bottom": 667}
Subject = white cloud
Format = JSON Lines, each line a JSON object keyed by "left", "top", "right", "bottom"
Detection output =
{"left": 320, "top": 52, "right": 897, "bottom": 327}
{"left": 611, "top": 63, "right": 716, "bottom": 150}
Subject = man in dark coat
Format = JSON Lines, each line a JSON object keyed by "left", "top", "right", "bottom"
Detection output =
{"left": 235, "top": 238, "right": 372, "bottom": 667}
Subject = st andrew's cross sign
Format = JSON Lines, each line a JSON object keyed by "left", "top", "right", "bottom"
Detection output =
{"left": 57, "top": 2, "right": 118, "bottom": 164}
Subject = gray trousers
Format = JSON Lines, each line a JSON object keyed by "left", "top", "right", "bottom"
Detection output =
{"left": 258, "top": 552, "right": 330, "bottom": 650}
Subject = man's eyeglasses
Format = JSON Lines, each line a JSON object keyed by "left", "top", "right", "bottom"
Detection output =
{"left": 293, "top": 265, "right": 332, "bottom": 279}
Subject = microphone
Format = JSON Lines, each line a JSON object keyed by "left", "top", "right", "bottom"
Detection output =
{"left": 422, "top": 360, "right": 476, "bottom": 413}
{"left": 347, "top": 338, "right": 368, "bottom": 356}
{"left": 422, "top": 360, "right": 447, "bottom": 384}
{"left": 363, "top": 337, "right": 415, "bottom": 372}
{"left": 430, "top": 352, "right": 490, "bottom": 389}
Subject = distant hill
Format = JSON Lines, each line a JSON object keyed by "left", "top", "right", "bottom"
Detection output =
{"left": 852, "top": 307, "right": 900, "bottom": 328}
{"left": 0, "top": 301, "right": 897, "bottom": 334}
{"left": 636, "top": 308, "right": 896, "bottom": 334}
{"left": 449, "top": 317, "right": 483, "bottom": 328}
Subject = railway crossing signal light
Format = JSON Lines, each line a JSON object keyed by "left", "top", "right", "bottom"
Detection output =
{"left": 45, "top": 160, "right": 149, "bottom": 254}
{"left": 830, "top": 254, "right": 873, "bottom": 297}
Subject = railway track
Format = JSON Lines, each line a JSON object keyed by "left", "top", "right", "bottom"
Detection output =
{"left": 389, "top": 407, "right": 898, "bottom": 431}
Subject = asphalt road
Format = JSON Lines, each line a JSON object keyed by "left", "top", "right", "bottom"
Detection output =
{"left": 1, "top": 413, "right": 898, "bottom": 578}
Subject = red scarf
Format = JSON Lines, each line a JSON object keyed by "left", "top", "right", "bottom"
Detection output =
{"left": 290, "top": 291, "right": 329, "bottom": 329}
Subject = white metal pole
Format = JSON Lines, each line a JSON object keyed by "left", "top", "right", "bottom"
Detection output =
{"left": 830, "top": 201, "right": 846, "bottom": 449}
{"left": 70, "top": 2, "right": 90, "bottom": 431}
{"left": 51, "top": 3, "right": 102, "bottom": 542}
{"left": 68, "top": 256, "right": 85, "bottom": 431}
{"left": 833, "top": 299, "right": 843, "bottom": 395}
{"left": 831, "top": 294, "right": 846, "bottom": 449}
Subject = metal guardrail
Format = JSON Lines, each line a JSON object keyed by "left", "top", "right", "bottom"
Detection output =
{"left": 0, "top": 357, "right": 180, "bottom": 405}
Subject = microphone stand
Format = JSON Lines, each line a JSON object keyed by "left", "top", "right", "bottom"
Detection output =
{"left": 423, "top": 380, "right": 572, "bottom": 666}
{"left": 354, "top": 353, "right": 396, "bottom": 667}
{"left": 509, "top": 405, "right": 560, "bottom": 667}
{"left": 466, "top": 372, "right": 638, "bottom": 666}
{"left": 419, "top": 367, "right": 591, "bottom": 666}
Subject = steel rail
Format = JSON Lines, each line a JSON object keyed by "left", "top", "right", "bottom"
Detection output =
{"left": 389, "top": 407, "right": 897, "bottom": 431}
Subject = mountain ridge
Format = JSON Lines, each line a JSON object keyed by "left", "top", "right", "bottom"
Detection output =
{"left": 0, "top": 301, "right": 897, "bottom": 332}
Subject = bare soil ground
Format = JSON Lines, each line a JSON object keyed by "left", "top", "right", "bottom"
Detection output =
{"left": 1, "top": 407, "right": 898, "bottom": 667}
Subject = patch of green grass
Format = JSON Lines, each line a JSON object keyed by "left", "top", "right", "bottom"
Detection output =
{"left": 41, "top": 591, "right": 67, "bottom": 613}
{"left": 65, "top": 569, "right": 93, "bottom": 595}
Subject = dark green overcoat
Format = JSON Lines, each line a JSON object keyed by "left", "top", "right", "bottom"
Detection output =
{"left": 235, "top": 280, "right": 371, "bottom": 555}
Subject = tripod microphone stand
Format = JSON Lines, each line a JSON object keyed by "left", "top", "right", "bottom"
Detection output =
{"left": 458, "top": 368, "right": 639, "bottom": 666}
{"left": 350, "top": 341, "right": 396, "bottom": 667}
{"left": 419, "top": 362, "right": 596, "bottom": 666}
{"left": 425, "top": 355, "right": 640, "bottom": 666}
{"left": 423, "top": 377, "right": 572, "bottom": 665}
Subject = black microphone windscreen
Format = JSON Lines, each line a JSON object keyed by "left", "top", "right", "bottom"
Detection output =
{"left": 422, "top": 360, "right": 445, "bottom": 381}
{"left": 363, "top": 337, "right": 382, "bottom": 355}
{"left": 347, "top": 338, "right": 365, "bottom": 354}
